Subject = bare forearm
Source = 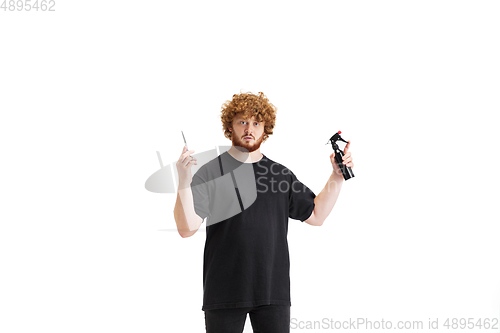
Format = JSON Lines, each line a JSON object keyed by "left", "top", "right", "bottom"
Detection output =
{"left": 173, "top": 185, "right": 202, "bottom": 237}
{"left": 312, "top": 172, "right": 344, "bottom": 224}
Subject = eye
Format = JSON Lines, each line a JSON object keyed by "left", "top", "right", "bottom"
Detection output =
{"left": 240, "top": 121, "right": 246, "bottom": 125}
{"left": 254, "top": 122, "right": 259, "bottom": 126}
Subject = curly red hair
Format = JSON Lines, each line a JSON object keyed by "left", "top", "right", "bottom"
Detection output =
{"left": 220, "top": 91, "right": 277, "bottom": 143}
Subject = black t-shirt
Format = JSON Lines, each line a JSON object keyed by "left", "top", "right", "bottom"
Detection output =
{"left": 190, "top": 151, "right": 316, "bottom": 311}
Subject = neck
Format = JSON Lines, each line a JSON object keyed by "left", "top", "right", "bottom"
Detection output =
{"left": 227, "top": 146, "right": 263, "bottom": 163}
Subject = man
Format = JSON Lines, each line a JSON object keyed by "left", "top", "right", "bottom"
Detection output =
{"left": 173, "top": 92, "right": 354, "bottom": 333}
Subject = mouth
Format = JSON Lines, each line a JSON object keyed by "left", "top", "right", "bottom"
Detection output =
{"left": 244, "top": 136, "right": 253, "bottom": 141}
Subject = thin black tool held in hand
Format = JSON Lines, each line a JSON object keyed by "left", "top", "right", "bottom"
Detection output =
{"left": 181, "top": 130, "right": 193, "bottom": 160}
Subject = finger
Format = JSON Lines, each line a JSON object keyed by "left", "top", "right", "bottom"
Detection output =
{"left": 182, "top": 154, "right": 195, "bottom": 166}
{"left": 183, "top": 149, "right": 195, "bottom": 157}
{"left": 181, "top": 150, "right": 195, "bottom": 162}
{"left": 178, "top": 146, "right": 188, "bottom": 162}
{"left": 342, "top": 152, "right": 351, "bottom": 160}
{"left": 343, "top": 156, "right": 352, "bottom": 164}
{"left": 343, "top": 140, "right": 351, "bottom": 154}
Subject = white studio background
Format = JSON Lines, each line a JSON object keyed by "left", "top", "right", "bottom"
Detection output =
{"left": 1, "top": 1, "right": 499, "bottom": 332}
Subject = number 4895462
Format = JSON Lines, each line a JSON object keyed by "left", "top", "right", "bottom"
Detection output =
{"left": 1, "top": 0, "right": 56, "bottom": 11}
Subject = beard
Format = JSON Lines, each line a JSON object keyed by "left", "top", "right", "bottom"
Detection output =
{"left": 231, "top": 133, "right": 264, "bottom": 153}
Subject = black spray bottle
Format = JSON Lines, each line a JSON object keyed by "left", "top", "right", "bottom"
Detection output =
{"left": 326, "top": 131, "right": 355, "bottom": 181}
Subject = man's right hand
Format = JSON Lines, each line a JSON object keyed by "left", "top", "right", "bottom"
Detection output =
{"left": 176, "top": 145, "right": 197, "bottom": 188}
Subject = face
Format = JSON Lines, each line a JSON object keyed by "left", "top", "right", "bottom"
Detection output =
{"left": 229, "top": 114, "right": 265, "bottom": 153}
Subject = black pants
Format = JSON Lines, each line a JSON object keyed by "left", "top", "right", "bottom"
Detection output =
{"left": 204, "top": 304, "right": 290, "bottom": 333}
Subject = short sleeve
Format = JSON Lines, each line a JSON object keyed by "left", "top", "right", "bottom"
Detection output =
{"left": 190, "top": 172, "right": 210, "bottom": 221}
{"left": 288, "top": 171, "right": 316, "bottom": 222}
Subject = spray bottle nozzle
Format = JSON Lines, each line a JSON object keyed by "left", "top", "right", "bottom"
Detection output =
{"left": 326, "top": 130, "right": 348, "bottom": 145}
